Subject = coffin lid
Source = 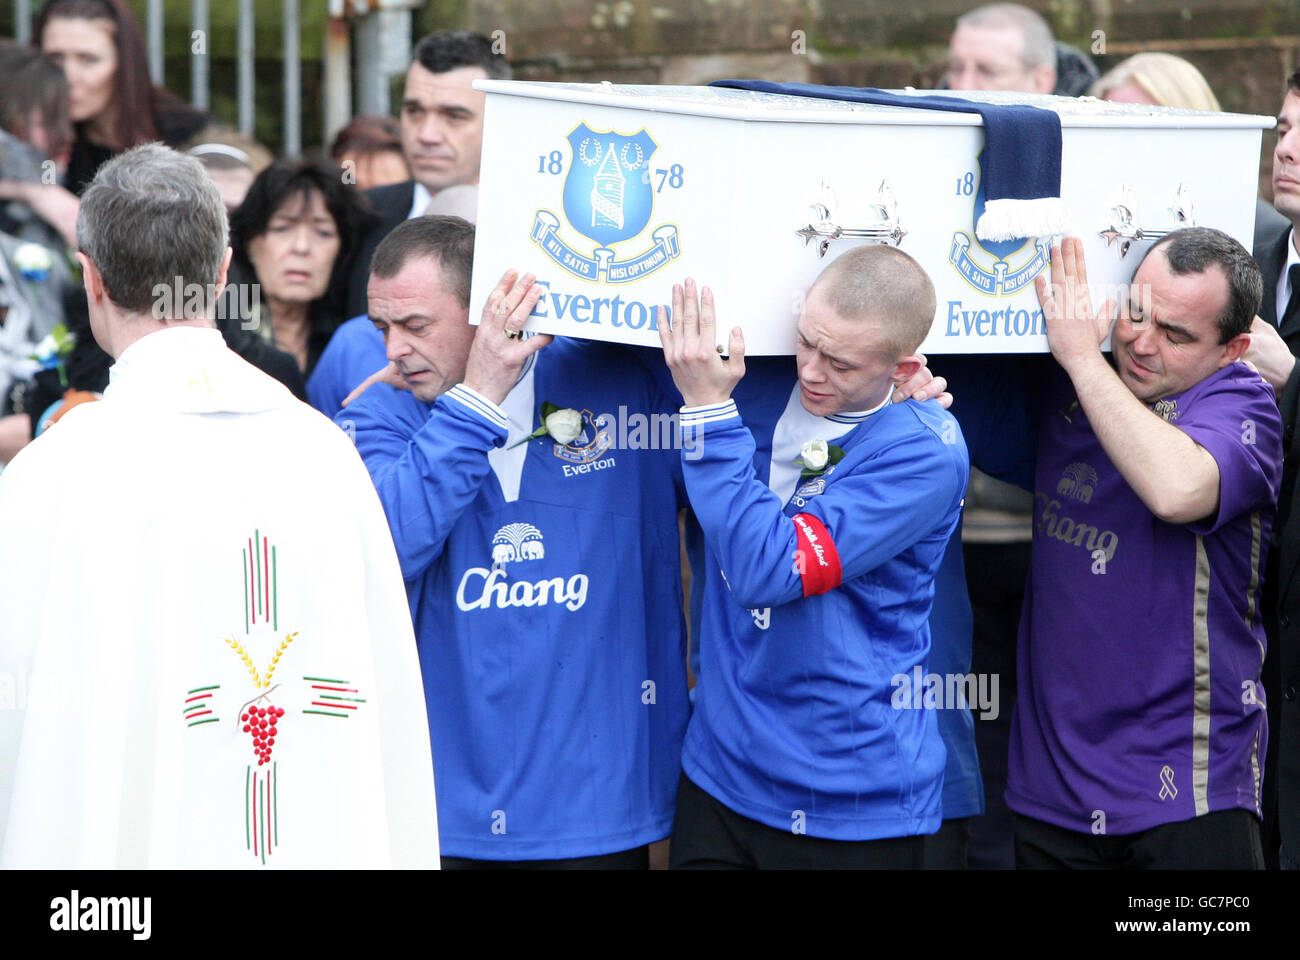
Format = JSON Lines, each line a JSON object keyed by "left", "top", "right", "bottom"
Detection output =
{"left": 475, "top": 79, "right": 1274, "bottom": 130}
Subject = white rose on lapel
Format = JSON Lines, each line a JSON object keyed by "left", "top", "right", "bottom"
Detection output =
{"left": 799, "top": 439, "right": 829, "bottom": 471}
{"left": 511, "top": 401, "right": 585, "bottom": 449}
{"left": 795, "top": 439, "right": 845, "bottom": 478}
{"left": 544, "top": 407, "right": 583, "bottom": 444}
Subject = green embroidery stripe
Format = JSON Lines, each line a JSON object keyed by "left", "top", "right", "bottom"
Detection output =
{"left": 187, "top": 684, "right": 220, "bottom": 694}
{"left": 245, "top": 766, "right": 250, "bottom": 850}
{"left": 302, "top": 676, "right": 345, "bottom": 683}
{"left": 272, "top": 545, "right": 278, "bottom": 631}
{"left": 320, "top": 694, "right": 367, "bottom": 703}
{"left": 187, "top": 718, "right": 220, "bottom": 727}
{"left": 303, "top": 709, "right": 349, "bottom": 718}
{"left": 183, "top": 703, "right": 207, "bottom": 713}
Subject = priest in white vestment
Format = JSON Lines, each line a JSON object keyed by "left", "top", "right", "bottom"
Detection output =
{"left": 0, "top": 144, "right": 439, "bottom": 868}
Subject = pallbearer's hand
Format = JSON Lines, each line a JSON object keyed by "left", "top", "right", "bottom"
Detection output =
{"left": 463, "top": 268, "right": 552, "bottom": 405}
{"left": 657, "top": 278, "right": 746, "bottom": 407}
{"left": 892, "top": 352, "right": 953, "bottom": 410}
{"left": 1036, "top": 237, "right": 1115, "bottom": 371}
{"left": 342, "top": 362, "right": 408, "bottom": 407}
{"left": 1243, "top": 316, "right": 1294, "bottom": 396}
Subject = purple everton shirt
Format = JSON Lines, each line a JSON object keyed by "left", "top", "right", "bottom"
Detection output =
{"left": 1007, "top": 361, "right": 1282, "bottom": 836}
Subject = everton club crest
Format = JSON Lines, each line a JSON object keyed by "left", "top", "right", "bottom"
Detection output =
{"left": 530, "top": 122, "right": 681, "bottom": 284}
{"left": 948, "top": 150, "right": 1050, "bottom": 297}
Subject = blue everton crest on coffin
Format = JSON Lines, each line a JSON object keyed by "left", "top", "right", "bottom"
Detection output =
{"left": 564, "top": 124, "right": 656, "bottom": 247}
{"left": 530, "top": 122, "right": 681, "bottom": 284}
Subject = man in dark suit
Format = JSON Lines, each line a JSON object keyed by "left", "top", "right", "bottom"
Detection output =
{"left": 1248, "top": 68, "right": 1300, "bottom": 869}
{"left": 341, "top": 31, "right": 509, "bottom": 320}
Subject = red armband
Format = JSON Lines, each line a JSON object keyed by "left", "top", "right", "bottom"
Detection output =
{"left": 792, "top": 512, "right": 842, "bottom": 597}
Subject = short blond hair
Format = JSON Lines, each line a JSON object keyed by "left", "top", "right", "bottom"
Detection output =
{"left": 1091, "top": 53, "right": 1221, "bottom": 111}
{"left": 809, "top": 245, "right": 937, "bottom": 358}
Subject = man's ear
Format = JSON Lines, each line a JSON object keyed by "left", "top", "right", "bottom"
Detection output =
{"left": 214, "top": 246, "right": 233, "bottom": 300}
{"left": 1032, "top": 64, "right": 1056, "bottom": 95}
{"left": 1221, "top": 331, "right": 1251, "bottom": 366}
{"left": 891, "top": 354, "right": 924, "bottom": 384}
{"left": 76, "top": 251, "right": 106, "bottom": 303}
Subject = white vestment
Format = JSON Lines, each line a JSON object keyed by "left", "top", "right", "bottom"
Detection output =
{"left": 0, "top": 327, "right": 439, "bottom": 868}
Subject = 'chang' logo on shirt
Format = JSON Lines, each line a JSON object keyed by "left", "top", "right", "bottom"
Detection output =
{"left": 1034, "top": 492, "right": 1119, "bottom": 561}
{"left": 457, "top": 523, "right": 589, "bottom": 613}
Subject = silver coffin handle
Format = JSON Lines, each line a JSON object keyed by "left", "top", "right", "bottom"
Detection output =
{"left": 1099, "top": 183, "right": 1195, "bottom": 258}
{"left": 797, "top": 180, "right": 907, "bottom": 258}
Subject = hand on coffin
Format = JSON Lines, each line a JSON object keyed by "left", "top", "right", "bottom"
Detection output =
{"left": 1243, "top": 316, "right": 1295, "bottom": 397}
{"left": 1035, "top": 237, "right": 1116, "bottom": 372}
{"left": 462, "top": 268, "right": 552, "bottom": 406}
{"left": 891, "top": 352, "right": 952, "bottom": 409}
{"left": 342, "top": 361, "right": 408, "bottom": 407}
{"left": 657, "top": 277, "right": 746, "bottom": 407}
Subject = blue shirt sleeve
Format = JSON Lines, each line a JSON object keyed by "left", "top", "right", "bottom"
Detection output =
{"left": 679, "top": 400, "right": 968, "bottom": 610}
{"left": 308, "top": 315, "right": 388, "bottom": 418}
{"left": 338, "top": 383, "right": 508, "bottom": 581}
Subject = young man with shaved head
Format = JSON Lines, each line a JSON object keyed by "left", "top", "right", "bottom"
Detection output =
{"left": 659, "top": 247, "right": 970, "bottom": 868}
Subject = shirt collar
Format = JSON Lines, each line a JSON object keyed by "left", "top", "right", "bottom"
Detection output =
{"left": 826, "top": 385, "right": 894, "bottom": 424}
{"left": 408, "top": 182, "right": 432, "bottom": 220}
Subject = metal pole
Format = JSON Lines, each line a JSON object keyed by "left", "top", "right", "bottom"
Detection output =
{"left": 355, "top": 12, "right": 382, "bottom": 116}
{"left": 191, "top": 0, "right": 210, "bottom": 111}
{"left": 323, "top": 7, "right": 352, "bottom": 148}
{"left": 147, "top": 0, "right": 164, "bottom": 85}
{"left": 15, "top": 0, "right": 32, "bottom": 45}
{"left": 238, "top": 0, "right": 255, "bottom": 135}
{"left": 283, "top": 0, "right": 302, "bottom": 156}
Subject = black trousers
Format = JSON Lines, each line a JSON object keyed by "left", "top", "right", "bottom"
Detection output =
{"left": 440, "top": 845, "right": 650, "bottom": 870}
{"left": 669, "top": 774, "right": 925, "bottom": 869}
{"left": 921, "top": 816, "right": 971, "bottom": 868}
{"left": 1013, "top": 809, "right": 1265, "bottom": 870}
{"left": 964, "top": 540, "right": 1031, "bottom": 869}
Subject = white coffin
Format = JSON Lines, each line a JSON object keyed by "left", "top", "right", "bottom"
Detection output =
{"left": 469, "top": 80, "right": 1273, "bottom": 355}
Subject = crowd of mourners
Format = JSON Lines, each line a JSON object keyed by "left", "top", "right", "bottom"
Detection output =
{"left": 5, "top": 0, "right": 1300, "bottom": 871}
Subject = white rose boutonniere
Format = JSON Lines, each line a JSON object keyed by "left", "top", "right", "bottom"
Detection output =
{"left": 544, "top": 406, "right": 583, "bottom": 444}
{"left": 510, "top": 401, "right": 584, "bottom": 448}
{"left": 795, "top": 439, "right": 845, "bottom": 478}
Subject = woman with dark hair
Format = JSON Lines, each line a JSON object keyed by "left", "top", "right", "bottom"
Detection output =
{"left": 37, "top": 0, "right": 207, "bottom": 195}
{"left": 228, "top": 157, "right": 376, "bottom": 378}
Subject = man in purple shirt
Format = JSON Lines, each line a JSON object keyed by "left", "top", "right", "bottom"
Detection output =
{"left": 1009, "top": 229, "right": 1281, "bottom": 868}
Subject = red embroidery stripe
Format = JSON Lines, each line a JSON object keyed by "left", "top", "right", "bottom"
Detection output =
{"left": 311, "top": 685, "right": 357, "bottom": 692}
{"left": 792, "top": 512, "right": 842, "bottom": 597}
{"left": 187, "top": 709, "right": 213, "bottom": 719}
{"left": 184, "top": 693, "right": 212, "bottom": 703}
{"left": 312, "top": 701, "right": 357, "bottom": 710}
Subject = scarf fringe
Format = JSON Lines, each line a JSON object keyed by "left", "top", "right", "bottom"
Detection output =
{"left": 976, "top": 197, "right": 1069, "bottom": 242}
